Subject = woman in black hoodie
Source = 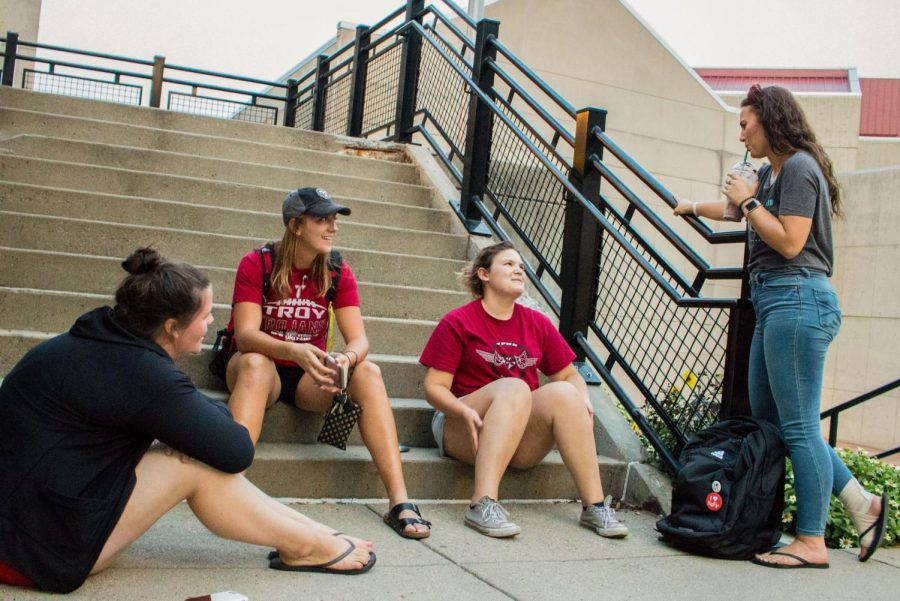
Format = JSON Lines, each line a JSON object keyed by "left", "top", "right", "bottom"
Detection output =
{"left": 0, "top": 247, "right": 374, "bottom": 593}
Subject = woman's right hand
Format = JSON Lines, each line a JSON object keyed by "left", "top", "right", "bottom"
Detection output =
{"left": 289, "top": 343, "right": 334, "bottom": 387}
{"left": 459, "top": 404, "right": 483, "bottom": 456}
{"left": 673, "top": 195, "right": 694, "bottom": 216}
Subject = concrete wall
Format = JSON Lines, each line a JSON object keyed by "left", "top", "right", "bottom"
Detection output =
{"left": 857, "top": 137, "right": 900, "bottom": 169}
{"left": 825, "top": 166, "right": 900, "bottom": 450}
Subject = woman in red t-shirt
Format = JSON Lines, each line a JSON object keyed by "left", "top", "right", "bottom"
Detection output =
{"left": 224, "top": 187, "right": 430, "bottom": 540}
{"left": 420, "top": 241, "right": 629, "bottom": 539}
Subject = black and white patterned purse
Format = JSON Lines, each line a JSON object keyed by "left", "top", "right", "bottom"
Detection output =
{"left": 316, "top": 388, "right": 362, "bottom": 451}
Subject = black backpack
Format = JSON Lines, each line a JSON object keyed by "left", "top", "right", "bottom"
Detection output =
{"left": 208, "top": 244, "right": 343, "bottom": 380}
{"left": 656, "top": 416, "right": 786, "bottom": 560}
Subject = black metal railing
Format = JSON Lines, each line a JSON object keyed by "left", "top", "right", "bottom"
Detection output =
{"left": 821, "top": 379, "right": 900, "bottom": 459}
{"left": 1, "top": 32, "right": 292, "bottom": 124}
{"left": 1, "top": 3, "right": 755, "bottom": 473}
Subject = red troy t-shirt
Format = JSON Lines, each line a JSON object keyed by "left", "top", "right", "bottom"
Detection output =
{"left": 419, "top": 299, "right": 575, "bottom": 397}
{"left": 231, "top": 250, "right": 360, "bottom": 366}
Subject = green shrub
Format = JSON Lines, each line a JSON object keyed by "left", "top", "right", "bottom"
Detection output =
{"left": 782, "top": 448, "right": 899, "bottom": 549}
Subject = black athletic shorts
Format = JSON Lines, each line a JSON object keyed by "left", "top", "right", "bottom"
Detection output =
{"left": 275, "top": 365, "right": 305, "bottom": 405}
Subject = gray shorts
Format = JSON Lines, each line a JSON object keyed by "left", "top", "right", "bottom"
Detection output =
{"left": 431, "top": 411, "right": 447, "bottom": 457}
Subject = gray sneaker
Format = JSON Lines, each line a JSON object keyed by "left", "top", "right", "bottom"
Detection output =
{"left": 580, "top": 496, "right": 629, "bottom": 538}
{"left": 465, "top": 496, "right": 521, "bottom": 538}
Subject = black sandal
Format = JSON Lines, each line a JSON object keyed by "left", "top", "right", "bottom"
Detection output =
{"left": 383, "top": 502, "right": 431, "bottom": 539}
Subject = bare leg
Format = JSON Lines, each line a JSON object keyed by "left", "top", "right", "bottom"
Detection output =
{"left": 91, "top": 446, "right": 371, "bottom": 575}
{"left": 442, "top": 378, "right": 533, "bottom": 502}
{"left": 507, "top": 381, "right": 604, "bottom": 505}
{"left": 226, "top": 352, "right": 280, "bottom": 444}
{"left": 295, "top": 361, "right": 429, "bottom": 537}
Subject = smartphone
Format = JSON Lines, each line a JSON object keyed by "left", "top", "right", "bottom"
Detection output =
{"left": 324, "top": 353, "right": 348, "bottom": 389}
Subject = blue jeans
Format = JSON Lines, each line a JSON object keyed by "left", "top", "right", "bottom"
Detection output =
{"left": 748, "top": 268, "right": 853, "bottom": 536}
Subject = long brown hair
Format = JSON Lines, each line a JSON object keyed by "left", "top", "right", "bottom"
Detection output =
{"left": 270, "top": 217, "right": 332, "bottom": 299}
{"left": 741, "top": 84, "right": 843, "bottom": 217}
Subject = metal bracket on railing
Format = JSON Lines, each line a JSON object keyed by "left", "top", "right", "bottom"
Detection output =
{"left": 450, "top": 195, "right": 491, "bottom": 236}
{"left": 574, "top": 361, "right": 601, "bottom": 385}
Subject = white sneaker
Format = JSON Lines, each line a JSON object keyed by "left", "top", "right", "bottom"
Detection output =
{"left": 465, "top": 496, "right": 521, "bottom": 538}
{"left": 580, "top": 496, "right": 629, "bottom": 538}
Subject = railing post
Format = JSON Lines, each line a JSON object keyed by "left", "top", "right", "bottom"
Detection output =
{"left": 2, "top": 32, "right": 19, "bottom": 87}
{"left": 559, "top": 106, "right": 607, "bottom": 384}
{"left": 393, "top": 0, "right": 424, "bottom": 143}
{"left": 311, "top": 54, "right": 330, "bottom": 132}
{"left": 283, "top": 78, "right": 298, "bottom": 127}
{"left": 149, "top": 55, "right": 165, "bottom": 108}
{"left": 454, "top": 18, "right": 499, "bottom": 236}
{"left": 347, "top": 24, "right": 372, "bottom": 137}
{"left": 720, "top": 257, "right": 754, "bottom": 417}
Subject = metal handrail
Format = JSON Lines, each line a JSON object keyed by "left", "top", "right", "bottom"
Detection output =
{"left": 490, "top": 37, "right": 576, "bottom": 119}
{"left": 488, "top": 59, "right": 575, "bottom": 147}
{"left": 411, "top": 19, "right": 738, "bottom": 309}
{"left": 595, "top": 128, "right": 746, "bottom": 245}
{"left": 822, "top": 379, "right": 900, "bottom": 457}
{"left": 426, "top": 6, "right": 476, "bottom": 51}
{"left": 438, "top": 0, "right": 478, "bottom": 28}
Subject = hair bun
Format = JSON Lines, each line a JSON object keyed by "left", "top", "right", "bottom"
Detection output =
{"left": 121, "top": 247, "right": 162, "bottom": 275}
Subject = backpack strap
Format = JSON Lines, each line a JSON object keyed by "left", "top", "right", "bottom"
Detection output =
{"left": 257, "top": 242, "right": 276, "bottom": 303}
{"left": 327, "top": 249, "right": 343, "bottom": 303}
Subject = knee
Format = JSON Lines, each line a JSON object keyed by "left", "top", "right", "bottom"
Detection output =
{"left": 235, "top": 352, "right": 275, "bottom": 374}
{"left": 490, "top": 378, "right": 533, "bottom": 413}
{"left": 353, "top": 359, "right": 382, "bottom": 382}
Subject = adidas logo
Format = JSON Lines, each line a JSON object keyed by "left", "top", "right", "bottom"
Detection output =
{"left": 710, "top": 450, "right": 725, "bottom": 460}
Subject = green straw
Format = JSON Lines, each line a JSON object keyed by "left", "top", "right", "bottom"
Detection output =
{"left": 743, "top": 150, "right": 749, "bottom": 162}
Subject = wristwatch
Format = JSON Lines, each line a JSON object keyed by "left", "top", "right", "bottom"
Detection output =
{"left": 741, "top": 198, "right": 762, "bottom": 216}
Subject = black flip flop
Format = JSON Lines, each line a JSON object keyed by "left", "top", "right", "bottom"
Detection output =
{"left": 268, "top": 532, "right": 350, "bottom": 560}
{"left": 383, "top": 502, "right": 432, "bottom": 539}
{"left": 859, "top": 493, "right": 889, "bottom": 563}
{"left": 751, "top": 551, "right": 829, "bottom": 570}
{"left": 268, "top": 540, "right": 375, "bottom": 575}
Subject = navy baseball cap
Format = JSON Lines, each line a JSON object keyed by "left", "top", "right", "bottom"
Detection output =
{"left": 282, "top": 187, "right": 351, "bottom": 224}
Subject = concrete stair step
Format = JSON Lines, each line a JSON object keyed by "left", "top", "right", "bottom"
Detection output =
{"left": 0, "top": 134, "right": 423, "bottom": 186}
{"left": 199, "top": 389, "right": 436, "bottom": 448}
{"left": 0, "top": 247, "right": 468, "bottom": 313}
{"left": 0, "top": 287, "right": 440, "bottom": 353}
{"left": 0, "top": 181, "right": 453, "bottom": 239}
{"left": 0, "top": 332, "right": 427, "bottom": 398}
{"left": 0, "top": 247, "right": 467, "bottom": 292}
{"left": 246, "top": 443, "right": 626, "bottom": 500}
{"left": 0, "top": 88, "right": 364, "bottom": 151}
{"left": 0, "top": 211, "right": 468, "bottom": 262}
{"left": 0, "top": 153, "right": 435, "bottom": 208}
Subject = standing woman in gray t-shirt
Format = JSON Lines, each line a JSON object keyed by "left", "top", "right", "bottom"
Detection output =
{"left": 675, "top": 85, "right": 887, "bottom": 568}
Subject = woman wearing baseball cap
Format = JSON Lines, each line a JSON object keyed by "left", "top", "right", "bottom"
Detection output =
{"left": 221, "top": 187, "right": 431, "bottom": 542}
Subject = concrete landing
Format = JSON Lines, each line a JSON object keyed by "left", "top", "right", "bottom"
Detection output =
{"left": 3, "top": 501, "right": 897, "bottom": 600}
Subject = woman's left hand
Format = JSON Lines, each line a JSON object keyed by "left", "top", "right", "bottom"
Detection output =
{"left": 723, "top": 173, "right": 757, "bottom": 206}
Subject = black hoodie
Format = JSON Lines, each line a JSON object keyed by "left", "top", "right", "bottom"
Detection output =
{"left": 0, "top": 307, "right": 254, "bottom": 592}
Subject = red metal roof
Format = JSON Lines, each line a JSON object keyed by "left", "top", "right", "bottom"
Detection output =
{"left": 859, "top": 79, "right": 900, "bottom": 137}
{"left": 695, "top": 68, "right": 852, "bottom": 93}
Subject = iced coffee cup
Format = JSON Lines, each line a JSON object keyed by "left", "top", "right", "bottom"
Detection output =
{"left": 722, "top": 161, "right": 758, "bottom": 222}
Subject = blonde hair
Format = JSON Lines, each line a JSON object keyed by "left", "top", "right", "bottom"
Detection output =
{"left": 270, "top": 218, "right": 332, "bottom": 299}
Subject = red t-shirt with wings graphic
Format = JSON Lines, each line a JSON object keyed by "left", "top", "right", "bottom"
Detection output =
{"left": 420, "top": 299, "right": 574, "bottom": 397}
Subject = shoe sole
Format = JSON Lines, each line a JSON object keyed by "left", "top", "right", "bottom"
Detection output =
{"left": 464, "top": 518, "right": 521, "bottom": 538}
{"left": 579, "top": 520, "right": 629, "bottom": 538}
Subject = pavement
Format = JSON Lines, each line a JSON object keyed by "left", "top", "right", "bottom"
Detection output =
{"left": 3, "top": 499, "right": 898, "bottom": 601}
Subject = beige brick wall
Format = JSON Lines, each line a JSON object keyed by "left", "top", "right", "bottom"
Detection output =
{"left": 825, "top": 167, "right": 900, "bottom": 450}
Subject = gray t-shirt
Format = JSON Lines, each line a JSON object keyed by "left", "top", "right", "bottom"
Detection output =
{"left": 747, "top": 151, "right": 834, "bottom": 276}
